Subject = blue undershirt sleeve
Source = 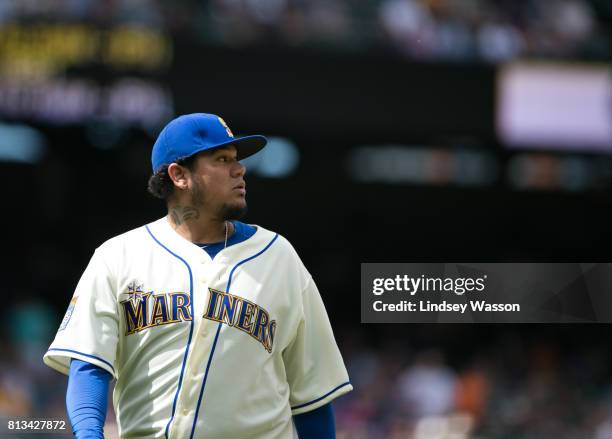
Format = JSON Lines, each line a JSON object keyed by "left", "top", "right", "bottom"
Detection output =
{"left": 66, "top": 359, "right": 111, "bottom": 439}
{"left": 293, "top": 403, "right": 336, "bottom": 439}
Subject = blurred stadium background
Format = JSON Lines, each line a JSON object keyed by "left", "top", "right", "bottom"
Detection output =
{"left": 0, "top": 0, "right": 611, "bottom": 438}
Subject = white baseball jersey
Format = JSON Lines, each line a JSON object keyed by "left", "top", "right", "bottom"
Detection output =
{"left": 44, "top": 217, "right": 352, "bottom": 438}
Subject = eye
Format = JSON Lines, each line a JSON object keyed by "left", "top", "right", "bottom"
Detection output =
{"left": 218, "top": 155, "right": 237, "bottom": 163}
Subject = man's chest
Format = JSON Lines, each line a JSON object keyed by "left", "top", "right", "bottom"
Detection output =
{"left": 114, "top": 253, "right": 297, "bottom": 356}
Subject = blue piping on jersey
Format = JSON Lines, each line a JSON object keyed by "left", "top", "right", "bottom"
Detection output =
{"left": 189, "top": 233, "right": 279, "bottom": 439}
{"left": 145, "top": 225, "right": 195, "bottom": 439}
{"left": 46, "top": 348, "right": 115, "bottom": 374}
{"left": 291, "top": 382, "right": 352, "bottom": 410}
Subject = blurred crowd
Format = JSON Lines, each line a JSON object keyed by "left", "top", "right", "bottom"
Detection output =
{"left": 1, "top": 0, "right": 610, "bottom": 62}
{"left": 375, "top": 0, "right": 609, "bottom": 61}
{"left": 0, "top": 298, "right": 117, "bottom": 438}
{"left": 3, "top": 299, "right": 612, "bottom": 438}
{"left": 198, "top": 0, "right": 611, "bottom": 62}
{"left": 335, "top": 327, "right": 612, "bottom": 438}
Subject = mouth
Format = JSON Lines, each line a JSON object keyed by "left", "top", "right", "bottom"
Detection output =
{"left": 233, "top": 182, "right": 246, "bottom": 195}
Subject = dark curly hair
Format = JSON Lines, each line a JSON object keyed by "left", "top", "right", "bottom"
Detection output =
{"left": 147, "top": 155, "right": 197, "bottom": 201}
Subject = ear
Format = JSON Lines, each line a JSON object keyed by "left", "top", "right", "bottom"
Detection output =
{"left": 167, "top": 163, "right": 190, "bottom": 191}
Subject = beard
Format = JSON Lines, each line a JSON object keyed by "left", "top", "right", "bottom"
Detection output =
{"left": 191, "top": 179, "right": 248, "bottom": 221}
{"left": 218, "top": 202, "right": 248, "bottom": 221}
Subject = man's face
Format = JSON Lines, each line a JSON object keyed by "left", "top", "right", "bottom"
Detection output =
{"left": 188, "top": 145, "right": 247, "bottom": 220}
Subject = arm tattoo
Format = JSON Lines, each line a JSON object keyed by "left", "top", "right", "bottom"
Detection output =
{"left": 169, "top": 206, "right": 200, "bottom": 226}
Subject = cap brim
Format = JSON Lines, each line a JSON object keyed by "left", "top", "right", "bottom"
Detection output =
{"left": 166, "top": 135, "right": 268, "bottom": 171}
{"left": 212, "top": 135, "right": 268, "bottom": 160}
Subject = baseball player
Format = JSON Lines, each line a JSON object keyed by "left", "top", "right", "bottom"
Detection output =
{"left": 43, "top": 113, "right": 352, "bottom": 438}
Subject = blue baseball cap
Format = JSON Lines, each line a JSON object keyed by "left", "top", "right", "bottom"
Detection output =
{"left": 151, "top": 113, "right": 267, "bottom": 172}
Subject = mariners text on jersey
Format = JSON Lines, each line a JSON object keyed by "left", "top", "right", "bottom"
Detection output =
{"left": 121, "top": 291, "right": 192, "bottom": 335}
{"left": 121, "top": 285, "right": 276, "bottom": 353}
{"left": 203, "top": 288, "right": 276, "bottom": 353}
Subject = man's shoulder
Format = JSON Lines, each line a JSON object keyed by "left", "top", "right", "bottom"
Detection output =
{"left": 93, "top": 220, "right": 302, "bottom": 258}
{"left": 249, "top": 225, "right": 308, "bottom": 270}
{"left": 248, "top": 224, "right": 295, "bottom": 253}
{"left": 251, "top": 226, "right": 312, "bottom": 287}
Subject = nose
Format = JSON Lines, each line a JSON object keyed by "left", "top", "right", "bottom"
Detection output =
{"left": 232, "top": 161, "right": 246, "bottom": 178}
